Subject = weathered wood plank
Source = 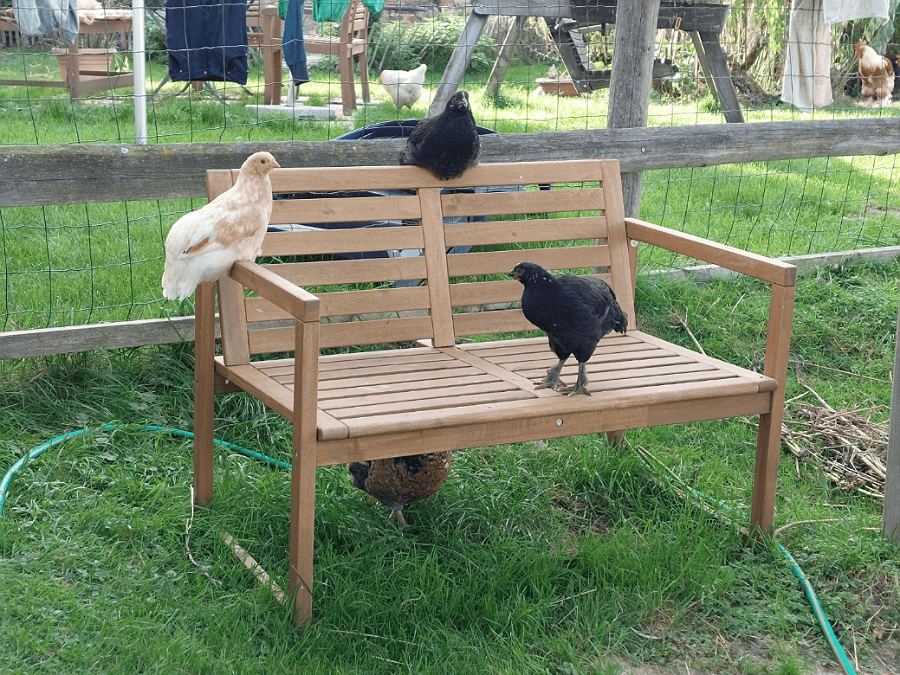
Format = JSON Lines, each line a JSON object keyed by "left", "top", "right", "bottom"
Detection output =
{"left": 0, "top": 316, "right": 198, "bottom": 359}
{"left": 607, "top": 0, "right": 662, "bottom": 217}
{"left": 3, "top": 118, "right": 900, "bottom": 206}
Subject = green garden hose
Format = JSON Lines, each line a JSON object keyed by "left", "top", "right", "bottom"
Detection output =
{"left": 0, "top": 423, "right": 289, "bottom": 519}
{"left": 0, "top": 425, "right": 859, "bottom": 675}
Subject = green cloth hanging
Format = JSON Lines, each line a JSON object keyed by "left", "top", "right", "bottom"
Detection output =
{"left": 312, "top": 0, "right": 382, "bottom": 22}
{"left": 312, "top": 0, "right": 348, "bottom": 22}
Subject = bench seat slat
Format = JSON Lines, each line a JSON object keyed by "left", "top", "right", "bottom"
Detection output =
{"left": 266, "top": 362, "right": 483, "bottom": 390}
{"left": 329, "top": 389, "right": 537, "bottom": 420}
{"left": 321, "top": 380, "right": 527, "bottom": 413}
{"left": 319, "top": 354, "right": 472, "bottom": 382}
{"left": 217, "top": 332, "right": 777, "bottom": 442}
{"left": 319, "top": 371, "right": 496, "bottom": 398}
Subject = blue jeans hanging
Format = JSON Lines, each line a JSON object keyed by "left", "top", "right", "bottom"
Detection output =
{"left": 282, "top": 0, "right": 309, "bottom": 84}
{"left": 166, "top": 0, "right": 249, "bottom": 84}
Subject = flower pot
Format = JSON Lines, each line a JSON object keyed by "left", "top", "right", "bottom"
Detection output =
{"left": 535, "top": 77, "right": 581, "bottom": 97}
{"left": 52, "top": 48, "right": 117, "bottom": 80}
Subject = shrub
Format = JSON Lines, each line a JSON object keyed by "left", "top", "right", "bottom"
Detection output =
{"left": 367, "top": 14, "right": 497, "bottom": 75}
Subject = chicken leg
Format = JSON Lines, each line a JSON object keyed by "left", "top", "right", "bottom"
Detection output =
{"left": 563, "top": 361, "right": 591, "bottom": 396}
{"left": 536, "top": 358, "right": 566, "bottom": 391}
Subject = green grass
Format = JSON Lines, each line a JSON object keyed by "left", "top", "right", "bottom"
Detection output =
{"left": 1, "top": 260, "right": 898, "bottom": 674}
{"left": 2, "top": 52, "right": 900, "bottom": 330}
{"left": 1, "top": 28, "right": 898, "bottom": 675}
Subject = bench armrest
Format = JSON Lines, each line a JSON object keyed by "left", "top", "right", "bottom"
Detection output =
{"left": 229, "top": 260, "right": 321, "bottom": 322}
{"left": 625, "top": 217, "right": 797, "bottom": 535}
{"left": 625, "top": 217, "right": 797, "bottom": 288}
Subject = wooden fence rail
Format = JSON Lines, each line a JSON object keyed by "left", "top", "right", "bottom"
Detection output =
{"left": 2, "top": 118, "right": 899, "bottom": 207}
{"left": 0, "top": 117, "right": 898, "bottom": 360}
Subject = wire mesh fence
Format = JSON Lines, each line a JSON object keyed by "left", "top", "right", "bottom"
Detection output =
{"left": 0, "top": 0, "right": 899, "bottom": 335}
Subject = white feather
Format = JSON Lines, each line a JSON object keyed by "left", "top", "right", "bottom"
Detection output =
{"left": 162, "top": 151, "right": 280, "bottom": 301}
{"left": 379, "top": 64, "right": 427, "bottom": 109}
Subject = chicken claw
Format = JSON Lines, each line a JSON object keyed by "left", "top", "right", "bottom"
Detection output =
{"left": 535, "top": 360, "right": 565, "bottom": 390}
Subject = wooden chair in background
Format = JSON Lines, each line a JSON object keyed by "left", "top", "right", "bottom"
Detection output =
{"left": 247, "top": 2, "right": 284, "bottom": 105}
{"left": 304, "top": 0, "right": 371, "bottom": 113}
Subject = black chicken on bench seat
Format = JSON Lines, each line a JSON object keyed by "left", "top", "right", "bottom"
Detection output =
{"left": 510, "top": 261, "right": 628, "bottom": 395}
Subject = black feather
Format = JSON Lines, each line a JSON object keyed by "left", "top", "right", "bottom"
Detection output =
{"left": 510, "top": 261, "right": 627, "bottom": 395}
{"left": 398, "top": 90, "right": 480, "bottom": 180}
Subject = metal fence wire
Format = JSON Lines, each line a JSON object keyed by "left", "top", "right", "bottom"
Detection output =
{"left": 0, "top": 0, "right": 898, "bottom": 333}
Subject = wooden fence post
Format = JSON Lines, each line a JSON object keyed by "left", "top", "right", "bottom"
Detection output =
{"left": 607, "top": 0, "right": 662, "bottom": 218}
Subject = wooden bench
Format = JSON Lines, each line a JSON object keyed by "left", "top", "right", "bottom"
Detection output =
{"left": 192, "top": 159, "right": 796, "bottom": 625}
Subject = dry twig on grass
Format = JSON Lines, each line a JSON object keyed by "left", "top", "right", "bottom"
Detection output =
{"left": 781, "top": 387, "right": 888, "bottom": 499}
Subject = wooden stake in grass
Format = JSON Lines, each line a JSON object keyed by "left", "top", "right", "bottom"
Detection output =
{"left": 186, "top": 486, "right": 286, "bottom": 605}
{"left": 185, "top": 486, "right": 221, "bottom": 587}
{"left": 220, "top": 531, "right": 287, "bottom": 606}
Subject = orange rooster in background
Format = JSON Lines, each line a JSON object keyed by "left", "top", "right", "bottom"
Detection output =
{"left": 854, "top": 38, "right": 894, "bottom": 108}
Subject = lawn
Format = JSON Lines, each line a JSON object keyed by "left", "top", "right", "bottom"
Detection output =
{"left": 1, "top": 51, "right": 899, "bottom": 330}
{"left": 0, "top": 42, "right": 898, "bottom": 675}
{"left": 0, "top": 259, "right": 897, "bottom": 675}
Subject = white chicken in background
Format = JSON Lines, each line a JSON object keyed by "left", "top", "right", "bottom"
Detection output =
{"left": 379, "top": 64, "right": 427, "bottom": 109}
{"left": 162, "top": 151, "right": 280, "bottom": 301}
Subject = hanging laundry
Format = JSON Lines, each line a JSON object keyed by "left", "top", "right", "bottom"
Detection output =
{"left": 165, "top": 0, "right": 249, "bottom": 84}
{"left": 362, "top": 0, "right": 383, "bottom": 15}
{"left": 282, "top": 0, "right": 309, "bottom": 84}
{"left": 313, "top": 0, "right": 347, "bottom": 22}
{"left": 12, "top": 0, "right": 79, "bottom": 43}
{"left": 822, "top": 0, "right": 889, "bottom": 24}
{"left": 312, "top": 0, "right": 381, "bottom": 22}
{"left": 781, "top": 0, "right": 833, "bottom": 111}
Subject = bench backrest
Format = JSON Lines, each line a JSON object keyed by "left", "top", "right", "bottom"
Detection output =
{"left": 205, "top": 159, "right": 637, "bottom": 360}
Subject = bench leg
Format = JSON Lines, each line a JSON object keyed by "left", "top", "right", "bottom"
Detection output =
{"left": 750, "top": 412, "right": 782, "bottom": 535}
{"left": 194, "top": 281, "right": 216, "bottom": 506}
{"left": 289, "top": 320, "right": 320, "bottom": 625}
{"left": 289, "top": 426, "right": 315, "bottom": 625}
{"left": 749, "top": 283, "right": 795, "bottom": 536}
{"left": 605, "top": 430, "right": 625, "bottom": 446}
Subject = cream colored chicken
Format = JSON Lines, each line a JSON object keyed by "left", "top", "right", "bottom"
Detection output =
{"left": 379, "top": 64, "right": 427, "bottom": 109}
{"left": 162, "top": 151, "right": 280, "bottom": 301}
